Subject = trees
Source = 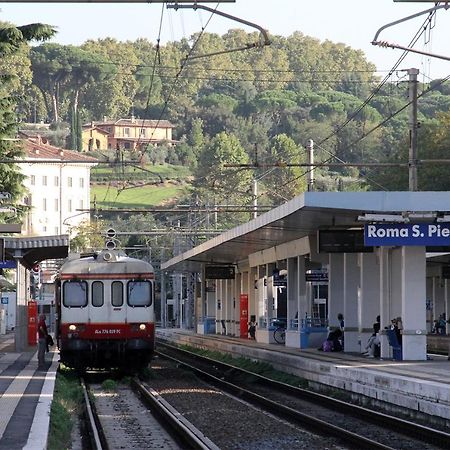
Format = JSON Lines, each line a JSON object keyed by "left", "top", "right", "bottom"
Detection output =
{"left": 30, "top": 43, "right": 116, "bottom": 128}
{"left": 262, "top": 134, "right": 306, "bottom": 205}
{"left": 194, "top": 132, "right": 253, "bottom": 226}
{"left": 0, "top": 21, "right": 55, "bottom": 218}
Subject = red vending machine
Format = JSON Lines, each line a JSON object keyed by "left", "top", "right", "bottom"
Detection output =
{"left": 239, "top": 294, "right": 249, "bottom": 338}
{"left": 27, "top": 301, "right": 38, "bottom": 346}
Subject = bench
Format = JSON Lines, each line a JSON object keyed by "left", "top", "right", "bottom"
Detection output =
{"left": 386, "top": 329, "right": 402, "bottom": 360}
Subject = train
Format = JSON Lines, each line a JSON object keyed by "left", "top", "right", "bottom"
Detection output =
{"left": 55, "top": 248, "right": 155, "bottom": 371}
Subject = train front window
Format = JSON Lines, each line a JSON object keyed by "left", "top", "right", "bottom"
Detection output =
{"left": 111, "top": 281, "right": 123, "bottom": 307}
{"left": 128, "top": 281, "right": 152, "bottom": 307}
{"left": 63, "top": 281, "right": 88, "bottom": 307}
{"left": 92, "top": 281, "right": 104, "bottom": 307}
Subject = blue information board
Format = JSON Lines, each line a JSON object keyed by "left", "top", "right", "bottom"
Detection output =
{"left": 0, "top": 260, "right": 16, "bottom": 269}
{"left": 364, "top": 223, "right": 450, "bottom": 246}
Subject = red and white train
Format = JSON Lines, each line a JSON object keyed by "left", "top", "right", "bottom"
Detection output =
{"left": 55, "top": 248, "right": 155, "bottom": 371}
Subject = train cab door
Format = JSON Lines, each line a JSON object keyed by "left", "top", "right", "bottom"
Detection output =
{"left": 88, "top": 279, "right": 127, "bottom": 327}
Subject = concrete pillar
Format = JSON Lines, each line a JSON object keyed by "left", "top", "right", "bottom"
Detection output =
{"left": 217, "top": 279, "right": 224, "bottom": 334}
{"left": 14, "top": 256, "right": 27, "bottom": 352}
{"left": 391, "top": 248, "right": 403, "bottom": 320}
{"left": 225, "top": 279, "right": 233, "bottom": 335}
{"left": 257, "top": 265, "right": 266, "bottom": 328}
{"left": 298, "top": 256, "right": 307, "bottom": 323}
{"left": 249, "top": 267, "right": 257, "bottom": 323}
{"left": 433, "top": 276, "right": 446, "bottom": 330}
{"left": 286, "top": 256, "right": 306, "bottom": 348}
{"left": 445, "top": 280, "right": 450, "bottom": 334}
{"left": 426, "top": 277, "right": 433, "bottom": 332}
{"left": 287, "top": 257, "right": 298, "bottom": 330}
{"left": 267, "top": 262, "right": 276, "bottom": 325}
{"left": 343, "top": 253, "right": 360, "bottom": 352}
{"left": 401, "top": 246, "right": 427, "bottom": 360}
{"left": 379, "top": 247, "right": 391, "bottom": 359}
{"left": 328, "top": 254, "right": 344, "bottom": 330}
{"left": 360, "top": 253, "right": 380, "bottom": 353}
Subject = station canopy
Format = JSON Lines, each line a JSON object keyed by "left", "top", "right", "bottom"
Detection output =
{"left": 161, "top": 191, "right": 450, "bottom": 272}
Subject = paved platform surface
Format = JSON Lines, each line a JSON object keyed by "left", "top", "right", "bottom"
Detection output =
{"left": 0, "top": 332, "right": 58, "bottom": 450}
{"left": 157, "top": 328, "right": 450, "bottom": 423}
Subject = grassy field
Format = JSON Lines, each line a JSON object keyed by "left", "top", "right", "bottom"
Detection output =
{"left": 92, "top": 163, "right": 192, "bottom": 180}
{"left": 91, "top": 183, "right": 189, "bottom": 209}
{"left": 91, "top": 163, "right": 192, "bottom": 208}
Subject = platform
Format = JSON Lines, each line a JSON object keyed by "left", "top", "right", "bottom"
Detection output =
{"left": 156, "top": 328, "right": 450, "bottom": 424}
{"left": 0, "top": 332, "right": 58, "bottom": 450}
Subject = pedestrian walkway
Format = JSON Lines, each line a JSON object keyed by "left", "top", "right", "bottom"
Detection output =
{"left": 0, "top": 332, "right": 58, "bottom": 450}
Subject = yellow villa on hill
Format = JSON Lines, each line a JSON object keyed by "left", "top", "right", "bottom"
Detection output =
{"left": 82, "top": 116, "right": 176, "bottom": 152}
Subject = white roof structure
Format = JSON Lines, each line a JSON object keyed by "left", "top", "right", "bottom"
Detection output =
{"left": 161, "top": 191, "right": 450, "bottom": 272}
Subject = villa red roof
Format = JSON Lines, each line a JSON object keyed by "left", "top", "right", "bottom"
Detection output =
{"left": 22, "top": 137, "right": 98, "bottom": 164}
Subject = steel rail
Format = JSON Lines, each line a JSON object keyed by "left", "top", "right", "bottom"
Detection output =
{"left": 80, "top": 378, "right": 108, "bottom": 450}
{"left": 155, "top": 347, "right": 397, "bottom": 450}
{"left": 130, "top": 377, "right": 219, "bottom": 450}
{"left": 156, "top": 341, "right": 450, "bottom": 449}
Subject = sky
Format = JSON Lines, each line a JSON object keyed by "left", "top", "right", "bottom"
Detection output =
{"left": 1, "top": 0, "right": 450, "bottom": 81}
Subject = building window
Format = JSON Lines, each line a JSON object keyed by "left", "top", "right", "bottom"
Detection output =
{"left": 79, "top": 199, "right": 84, "bottom": 210}
{"left": 68, "top": 177, "right": 72, "bottom": 187}
{"left": 124, "top": 142, "right": 131, "bottom": 150}
{"left": 43, "top": 226, "right": 47, "bottom": 232}
{"left": 79, "top": 178, "right": 84, "bottom": 188}
{"left": 68, "top": 199, "right": 72, "bottom": 212}
{"left": 30, "top": 175, "right": 35, "bottom": 186}
{"left": 124, "top": 127, "right": 130, "bottom": 137}
{"left": 54, "top": 176, "right": 59, "bottom": 187}
{"left": 140, "top": 128, "right": 146, "bottom": 137}
{"left": 43, "top": 198, "right": 47, "bottom": 211}
{"left": 42, "top": 176, "right": 47, "bottom": 186}
{"left": 54, "top": 198, "right": 59, "bottom": 212}
{"left": 55, "top": 226, "right": 59, "bottom": 234}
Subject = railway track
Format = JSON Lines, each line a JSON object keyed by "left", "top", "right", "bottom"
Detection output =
{"left": 155, "top": 341, "right": 450, "bottom": 450}
{"left": 79, "top": 374, "right": 217, "bottom": 449}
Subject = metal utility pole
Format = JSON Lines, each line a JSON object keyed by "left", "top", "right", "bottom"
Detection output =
{"left": 307, "top": 139, "right": 315, "bottom": 192}
{"left": 408, "top": 68, "right": 419, "bottom": 191}
{"left": 253, "top": 179, "right": 258, "bottom": 219}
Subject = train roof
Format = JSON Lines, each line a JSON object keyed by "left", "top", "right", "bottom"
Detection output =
{"left": 59, "top": 250, "right": 154, "bottom": 275}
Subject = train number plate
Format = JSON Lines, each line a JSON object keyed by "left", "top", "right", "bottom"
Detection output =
{"left": 94, "top": 329, "right": 122, "bottom": 335}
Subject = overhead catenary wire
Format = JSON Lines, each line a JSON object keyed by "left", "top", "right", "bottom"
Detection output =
{"left": 135, "top": 2, "right": 220, "bottom": 166}
{"left": 315, "top": 7, "right": 439, "bottom": 151}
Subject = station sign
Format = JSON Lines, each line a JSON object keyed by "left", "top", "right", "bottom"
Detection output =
{"left": 306, "top": 272, "right": 328, "bottom": 282}
{"left": 318, "top": 229, "right": 373, "bottom": 253}
{"left": 272, "top": 268, "right": 287, "bottom": 287}
{"left": 364, "top": 223, "right": 450, "bottom": 246}
{"left": 205, "top": 265, "right": 235, "bottom": 280}
{"left": 0, "top": 260, "right": 16, "bottom": 269}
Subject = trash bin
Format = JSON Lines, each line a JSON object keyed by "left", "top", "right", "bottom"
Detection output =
{"left": 300, "top": 328, "right": 310, "bottom": 348}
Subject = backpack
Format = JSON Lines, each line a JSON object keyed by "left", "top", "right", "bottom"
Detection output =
{"left": 322, "top": 340, "right": 333, "bottom": 352}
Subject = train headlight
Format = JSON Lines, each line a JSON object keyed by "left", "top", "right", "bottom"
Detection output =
{"left": 139, "top": 324, "right": 146, "bottom": 331}
{"left": 69, "top": 324, "right": 77, "bottom": 331}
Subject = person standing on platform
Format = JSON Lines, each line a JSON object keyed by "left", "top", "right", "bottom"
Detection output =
{"left": 337, "top": 313, "right": 344, "bottom": 330}
{"left": 363, "top": 315, "right": 381, "bottom": 357}
{"left": 337, "top": 313, "right": 344, "bottom": 348}
{"left": 37, "top": 314, "right": 48, "bottom": 369}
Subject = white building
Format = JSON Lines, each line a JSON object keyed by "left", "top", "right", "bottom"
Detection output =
{"left": 20, "top": 137, "right": 98, "bottom": 237}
